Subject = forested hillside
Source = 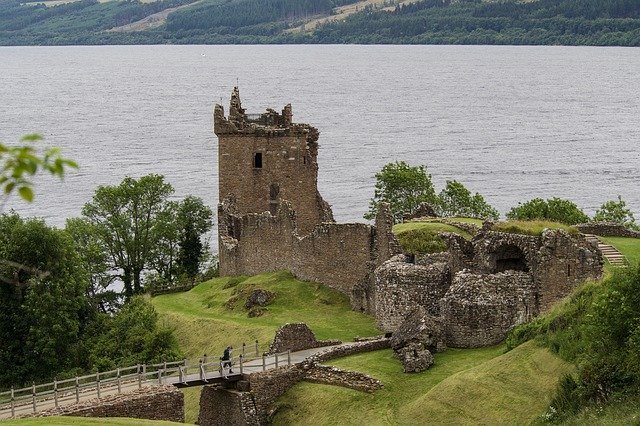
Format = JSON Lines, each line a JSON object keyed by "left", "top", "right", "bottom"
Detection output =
{"left": 0, "top": 0, "right": 639, "bottom": 46}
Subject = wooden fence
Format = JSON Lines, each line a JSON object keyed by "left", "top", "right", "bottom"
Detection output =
{"left": 0, "top": 340, "right": 293, "bottom": 419}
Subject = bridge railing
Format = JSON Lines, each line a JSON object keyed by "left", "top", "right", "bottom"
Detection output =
{"left": 0, "top": 340, "right": 280, "bottom": 419}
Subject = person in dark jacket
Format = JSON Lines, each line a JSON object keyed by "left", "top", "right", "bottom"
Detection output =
{"left": 221, "top": 346, "right": 233, "bottom": 377}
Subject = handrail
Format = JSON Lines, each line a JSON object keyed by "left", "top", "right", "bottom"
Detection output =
{"left": 0, "top": 339, "right": 274, "bottom": 419}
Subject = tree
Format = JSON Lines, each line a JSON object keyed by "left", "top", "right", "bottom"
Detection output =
{"left": 594, "top": 195, "right": 637, "bottom": 230}
{"left": 0, "top": 134, "right": 77, "bottom": 205}
{"left": 437, "top": 180, "right": 499, "bottom": 220}
{"left": 364, "top": 161, "right": 437, "bottom": 222}
{"left": 0, "top": 213, "right": 89, "bottom": 387}
{"left": 506, "top": 197, "right": 589, "bottom": 225}
{"left": 81, "top": 174, "right": 174, "bottom": 297}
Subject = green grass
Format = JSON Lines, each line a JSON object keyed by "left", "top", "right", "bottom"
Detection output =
{"left": 551, "top": 393, "right": 640, "bottom": 425}
{"left": 393, "top": 221, "right": 473, "bottom": 239}
{"left": 600, "top": 236, "right": 640, "bottom": 266}
{"left": 271, "top": 341, "right": 571, "bottom": 425}
{"left": 151, "top": 270, "right": 381, "bottom": 424}
{"left": 3, "top": 418, "right": 183, "bottom": 425}
{"left": 491, "top": 220, "right": 578, "bottom": 236}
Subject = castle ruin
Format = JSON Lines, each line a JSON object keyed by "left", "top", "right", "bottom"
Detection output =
{"left": 214, "top": 88, "right": 603, "bottom": 350}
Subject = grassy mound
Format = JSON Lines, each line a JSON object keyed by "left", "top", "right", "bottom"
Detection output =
{"left": 271, "top": 341, "right": 570, "bottom": 425}
{"left": 491, "top": 220, "right": 578, "bottom": 236}
{"left": 393, "top": 221, "right": 473, "bottom": 238}
{"left": 393, "top": 220, "right": 473, "bottom": 255}
{"left": 151, "top": 270, "right": 380, "bottom": 423}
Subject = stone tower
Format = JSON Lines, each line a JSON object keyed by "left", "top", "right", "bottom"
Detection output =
{"left": 214, "top": 87, "right": 334, "bottom": 235}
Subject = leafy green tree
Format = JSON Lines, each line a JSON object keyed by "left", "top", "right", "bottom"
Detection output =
{"left": 437, "top": 180, "right": 499, "bottom": 220}
{"left": 82, "top": 174, "right": 174, "bottom": 297}
{"left": 65, "top": 217, "right": 120, "bottom": 313}
{"left": 0, "top": 213, "right": 89, "bottom": 387}
{"left": 506, "top": 197, "right": 589, "bottom": 225}
{"left": 0, "top": 134, "right": 77, "bottom": 204}
{"left": 86, "top": 297, "right": 183, "bottom": 371}
{"left": 364, "top": 161, "right": 437, "bottom": 222}
{"left": 594, "top": 195, "right": 637, "bottom": 230}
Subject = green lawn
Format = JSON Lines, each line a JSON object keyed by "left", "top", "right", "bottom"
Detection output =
{"left": 272, "top": 341, "right": 571, "bottom": 425}
{"left": 491, "top": 220, "right": 578, "bottom": 236}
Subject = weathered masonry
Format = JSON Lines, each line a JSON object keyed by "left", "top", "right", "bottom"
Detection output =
{"left": 214, "top": 88, "right": 400, "bottom": 306}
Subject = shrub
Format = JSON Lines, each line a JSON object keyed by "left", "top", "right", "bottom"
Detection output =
{"left": 506, "top": 197, "right": 589, "bottom": 225}
{"left": 396, "top": 228, "right": 447, "bottom": 255}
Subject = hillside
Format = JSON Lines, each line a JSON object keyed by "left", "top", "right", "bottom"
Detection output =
{"left": 151, "top": 270, "right": 575, "bottom": 424}
{"left": 1, "top": 0, "right": 639, "bottom": 45}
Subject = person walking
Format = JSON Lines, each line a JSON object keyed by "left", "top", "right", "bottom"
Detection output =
{"left": 221, "top": 345, "right": 233, "bottom": 378}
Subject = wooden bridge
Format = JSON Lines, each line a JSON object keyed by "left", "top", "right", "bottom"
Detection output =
{"left": 0, "top": 341, "right": 322, "bottom": 420}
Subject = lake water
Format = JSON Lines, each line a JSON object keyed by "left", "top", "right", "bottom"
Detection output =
{"left": 1, "top": 45, "right": 639, "bottom": 248}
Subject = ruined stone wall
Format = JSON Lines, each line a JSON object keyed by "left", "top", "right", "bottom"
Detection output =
{"left": 247, "top": 366, "right": 306, "bottom": 422}
{"left": 219, "top": 201, "right": 379, "bottom": 298}
{"left": 304, "top": 365, "right": 383, "bottom": 393}
{"left": 440, "top": 271, "right": 536, "bottom": 348}
{"left": 374, "top": 255, "right": 450, "bottom": 332}
{"left": 198, "top": 386, "right": 260, "bottom": 426}
{"left": 22, "top": 386, "right": 183, "bottom": 422}
{"left": 471, "top": 232, "right": 541, "bottom": 275}
{"left": 268, "top": 323, "right": 341, "bottom": 354}
{"left": 215, "top": 89, "right": 333, "bottom": 236}
{"left": 576, "top": 222, "right": 640, "bottom": 238}
{"left": 535, "top": 230, "right": 602, "bottom": 311}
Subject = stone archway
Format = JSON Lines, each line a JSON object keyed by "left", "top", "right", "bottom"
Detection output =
{"left": 493, "top": 244, "right": 529, "bottom": 273}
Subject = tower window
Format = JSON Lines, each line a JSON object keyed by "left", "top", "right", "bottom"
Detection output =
{"left": 253, "top": 152, "right": 263, "bottom": 169}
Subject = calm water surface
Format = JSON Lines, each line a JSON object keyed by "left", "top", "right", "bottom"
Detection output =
{"left": 1, "top": 45, "right": 639, "bottom": 248}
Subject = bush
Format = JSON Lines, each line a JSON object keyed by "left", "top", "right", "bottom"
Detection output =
{"left": 396, "top": 228, "right": 447, "bottom": 255}
{"left": 506, "top": 197, "right": 589, "bottom": 225}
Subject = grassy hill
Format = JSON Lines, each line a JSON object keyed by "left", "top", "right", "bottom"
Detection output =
{"left": 1, "top": 0, "right": 639, "bottom": 45}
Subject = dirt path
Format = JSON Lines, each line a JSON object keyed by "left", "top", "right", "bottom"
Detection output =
{"left": 107, "top": 1, "right": 200, "bottom": 33}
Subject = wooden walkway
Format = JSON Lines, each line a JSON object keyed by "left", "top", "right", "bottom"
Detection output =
{"left": 0, "top": 345, "right": 336, "bottom": 419}
{"left": 583, "top": 233, "right": 628, "bottom": 267}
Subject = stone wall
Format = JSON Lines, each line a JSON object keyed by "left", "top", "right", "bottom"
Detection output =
{"left": 22, "top": 386, "right": 183, "bottom": 422}
{"left": 197, "top": 386, "right": 260, "bottom": 426}
{"left": 246, "top": 366, "right": 306, "bottom": 422}
{"left": 219, "top": 199, "right": 400, "bottom": 300}
{"left": 215, "top": 87, "right": 333, "bottom": 236}
{"left": 309, "top": 338, "right": 391, "bottom": 363}
{"left": 304, "top": 365, "right": 383, "bottom": 393}
{"left": 268, "top": 323, "right": 341, "bottom": 354}
{"left": 440, "top": 271, "right": 536, "bottom": 348}
{"left": 576, "top": 222, "right": 640, "bottom": 238}
{"left": 374, "top": 255, "right": 450, "bottom": 332}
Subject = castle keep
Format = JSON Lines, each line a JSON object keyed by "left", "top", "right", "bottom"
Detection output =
{"left": 214, "top": 89, "right": 602, "bottom": 350}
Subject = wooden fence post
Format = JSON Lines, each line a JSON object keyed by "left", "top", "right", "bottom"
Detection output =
{"left": 239, "top": 355, "right": 244, "bottom": 374}
{"left": 117, "top": 368, "right": 121, "bottom": 394}
{"left": 262, "top": 355, "right": 266, "bottom": 371}
{"left": 75, "top": 376, "right": 79, "bottom": 403}
{"left": 31, "top": 382, "right": 36, "bottom": 413}
{"left": 255, "top": 340, "right": 259, "bottom": 357}
{"left": 287, "top": 350, "right": 291, "bottom": 366}
{"left": 10, "top": 387, "right": 15, "bottom": 418}
{"left": 138, "top": 365, "right": 143, "bottom": 389}
{"left": 96, "top": 372, "right": 101, "bottom": 399}
{"left": 242, "top": 342, "right": 246, "bottom": 357}
{"left": 157, "top": 369, "right": 162, "bottom": 385}
{"left": 54, "top": 379, "right": 59, "bottom": 407}
{"left": 275, "top": 353, "right": 279, "bottom": 368}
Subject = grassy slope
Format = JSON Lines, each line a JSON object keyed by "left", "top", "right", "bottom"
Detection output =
{"left": 151, "top": 270, "right": 380, "bottom": 424}
{"left": 273, "top": 341, "right": 571, "bottom": 425}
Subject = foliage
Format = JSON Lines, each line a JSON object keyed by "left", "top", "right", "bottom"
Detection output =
{"left": 506, "top": 197, "right": 590, "bottom": 225}
{"left": 364, "top": 161, "right": 437, "bottom": 222}
{"left": 594, "top": 195, "right": 638, "bottom": 230}
{"left": 81, "top": 174, "right": 174, "bottom": 297}
{"left": 85, "top": 297, "right": 183, "bottom": 371}
{"left": 1, "top": 0, "right": 640, "bottom": 45}
{"left": 0, "top": 134, "right": 77, "bottom": 204}
{"left": 507, "top": 265, "right": 640, "bottom": 420}
{"left": 393, "top": 220, "right": 473, "bottom": 240}
{"left": 437, "top": 180, "right": 499, "bottom": 220}
{"left": 0, "top": 213, "right": 89, "bottom": 387}
{"left": 491, "top": 220, "right": 578, "bottom": 236}
{"left": 396, "top": 228, "right": 447, "bottom": 255}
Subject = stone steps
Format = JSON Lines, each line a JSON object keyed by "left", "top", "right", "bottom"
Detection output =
{"left": 583, "top": 234, "right": 628, "bottom": 267}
